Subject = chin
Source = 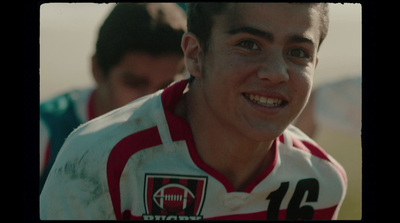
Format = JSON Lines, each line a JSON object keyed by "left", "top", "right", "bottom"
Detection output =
{"left": 245, "top": 124, "right": 288, "bottom": 142}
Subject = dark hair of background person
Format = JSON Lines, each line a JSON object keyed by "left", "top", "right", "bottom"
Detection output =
{"left": 95, "top": 3, "right": 187, "bottom": 77}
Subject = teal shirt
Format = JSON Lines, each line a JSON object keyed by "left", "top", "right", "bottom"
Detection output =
{"left": 40, "top": 90, "right": 93, "bottom": 192}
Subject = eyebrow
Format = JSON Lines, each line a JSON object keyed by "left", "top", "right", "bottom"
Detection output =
{"left": 227, "top": 26, "right": 274, "bottom": 42}
{"left": 287, "top": 35, "right": 315, "bottom": 47}
{"left": 227, "top": 25, "right": 316, "bottom": 47}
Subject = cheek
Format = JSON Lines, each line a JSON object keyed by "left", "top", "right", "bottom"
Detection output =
{"left": 204, "top": 53, "right": 253, "bottom": 90}
{"left": 289, "top": 70, "right": 313, "bottom": 112}
{"left": 198, "top": 57, "right": 239, "bottom": 119}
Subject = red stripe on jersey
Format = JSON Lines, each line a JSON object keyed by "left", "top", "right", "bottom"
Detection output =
{"left": 107, "top": 126, "right": 162, "bottom": 220}
{"left": 278, "top": 134, "right": 285, "bottom": 143}
{"left": 194, "top": 179, "right": 205, "bottom": 215}
{"left": 146, "top": 176, "right": 154, "bottom": 214}
{"left": 291, "top": 137, "right": 347, "bottom": 184}
{"left": 242, "top": 140, "right": 278, "bottom": 193}
{"left": 44, "top": 141, "right": 51, "bottom": 169}
{"left": 292, "top": 137, "right": 329, "bottom": 161}
{"left": 161, "top": 79, "right": 188, "bottom": 112}
{"left": 311, "top": 205, "right": 338, "bottom": 220}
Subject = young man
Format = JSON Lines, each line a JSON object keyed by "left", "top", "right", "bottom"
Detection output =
{"left": 39, "top": 3, "right": 186, "bottom": 191}
{"left": 40, "top": 3, "right": 347, "bottom": 220}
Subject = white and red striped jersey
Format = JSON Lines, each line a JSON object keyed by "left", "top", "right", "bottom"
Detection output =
{"left": 40, "top": 79, "right": 347, "bottom": 220}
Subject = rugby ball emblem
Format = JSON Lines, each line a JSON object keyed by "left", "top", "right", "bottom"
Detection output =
{"left": 153, "top": 183, "right": 195, "bottom": 213}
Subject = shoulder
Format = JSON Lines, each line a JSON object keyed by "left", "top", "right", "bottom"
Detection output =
{"left": 280, "top": 125, "right": 347, "bottom": 186}
{"left": 61, "top": 90, "right": 164, "bottom": 159}
{"left": 282, "top": 125, "right": 330, "bottom": 161}
{"left": 41, "top": 91, "right": 165, "bottom": 219}
{"left": 277, "top": 125, "right": 347, "bottom": 218}
{"left": 43, "top": 90, "right": 164, "bottom": 186}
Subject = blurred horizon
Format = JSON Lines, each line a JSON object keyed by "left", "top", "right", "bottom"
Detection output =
{"left": 40, "top": 3, "right": 361, "bottom": 101}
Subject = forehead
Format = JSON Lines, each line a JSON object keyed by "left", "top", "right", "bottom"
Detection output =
{"left": 216, "top": 3, "right": 321, "bottom": 45}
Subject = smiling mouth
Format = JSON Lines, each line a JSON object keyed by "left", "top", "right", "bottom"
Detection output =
{"left": 243, "top": 93, "right": 287, "bottom": 108}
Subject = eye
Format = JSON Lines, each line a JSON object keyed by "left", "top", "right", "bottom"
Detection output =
{"left": 238, "top": 40, "right": 260, "bottom": 50}
{"left": 287, "top": 48, "right": 310, "bottom": 59}
{"left": 122, "top": 72, "right": 150, "bottom": 89}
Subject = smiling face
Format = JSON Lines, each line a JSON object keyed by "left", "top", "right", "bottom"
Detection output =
{"left": 184, "top": 3, "right": 322, "bottom": 142}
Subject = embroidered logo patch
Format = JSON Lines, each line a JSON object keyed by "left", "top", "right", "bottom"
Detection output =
{"left": 143, "top": 174, "right": 207, "bottom": 220}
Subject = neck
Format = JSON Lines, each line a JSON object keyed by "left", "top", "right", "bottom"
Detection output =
{"left": 178, "top": 87, "right": 275, "bottom": 191}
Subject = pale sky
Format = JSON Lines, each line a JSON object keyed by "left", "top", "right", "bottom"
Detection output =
{"left": 39, "top": 3, "right": 361, "bottom": 101}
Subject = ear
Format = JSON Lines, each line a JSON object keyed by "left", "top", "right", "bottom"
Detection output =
{"left": 91, "top": 55, "right": 105, "bottom": 84}
{"left": 181, "top": 32, "right": 203, "bottom": 78}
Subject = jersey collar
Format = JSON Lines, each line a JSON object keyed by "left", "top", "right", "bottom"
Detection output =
{"left": 160, "top": 79, "right": 279, "bottom": 193}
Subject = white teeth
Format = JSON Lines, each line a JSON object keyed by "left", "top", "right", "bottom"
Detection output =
{"left": 244, "top": 93, "right": 284, "bottom": 107}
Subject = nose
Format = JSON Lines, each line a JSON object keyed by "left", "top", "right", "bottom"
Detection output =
{"left": 257, "top": 49, "right": 289, "bottom": 85}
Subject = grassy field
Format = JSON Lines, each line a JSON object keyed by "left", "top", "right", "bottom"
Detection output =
{"left": 314, "top": 128, "right": 362, "bottom": 220}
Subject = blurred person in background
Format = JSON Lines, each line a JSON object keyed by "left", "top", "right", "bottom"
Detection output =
{"left": 294, "top": 75, "right": 361, "bottom": 138}
{"left": 39, "top": 3, "right": 187, "bottom": 192}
